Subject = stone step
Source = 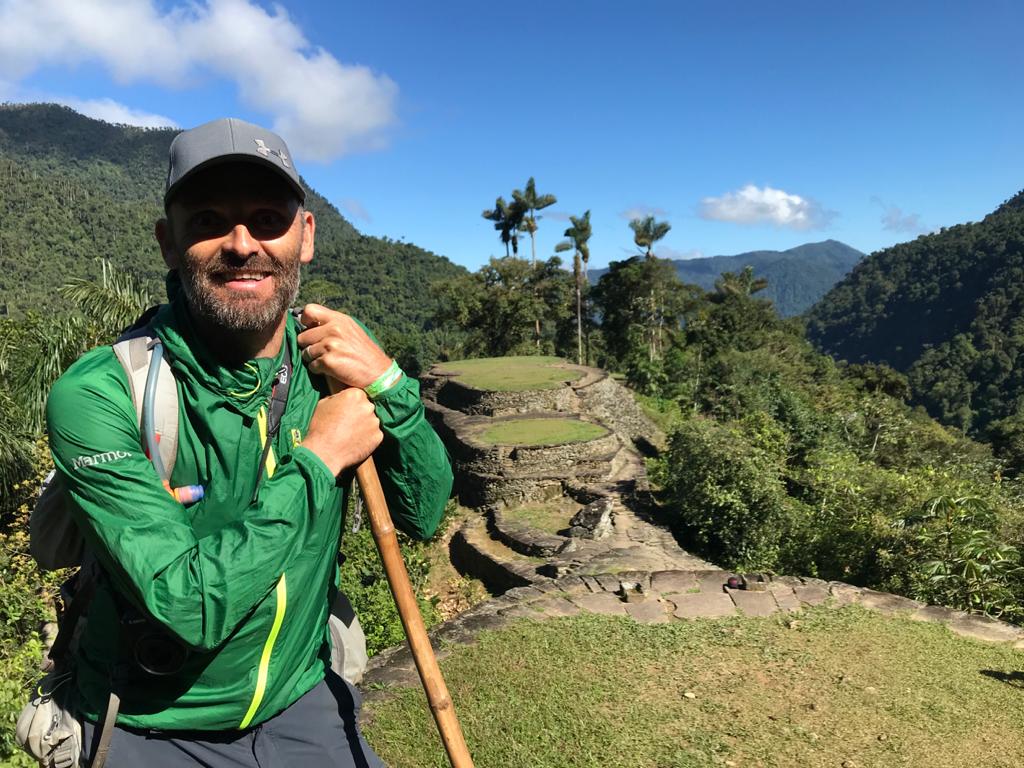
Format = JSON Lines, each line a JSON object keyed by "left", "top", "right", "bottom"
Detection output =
{"left": 449, "top": 514, "right": 548, "bottom": 594}
{"left": 490, "top": 506, "right": 570, "bottom": 558}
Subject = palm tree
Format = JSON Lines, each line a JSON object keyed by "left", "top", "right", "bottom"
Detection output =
{"left": 555, "top": 210, "right": 592, "bottom": 364}
{"left": 482, "top": 197, "right": 514, "bottom": 257}
{"left": 714, "top": 265, "right": 769, "bottom": 298}
{"left": 482, "top": 196, "right": 529, "bottom": 259}
{"left": 628, "top": 216, "right": 672, "bottom": 361}
{"left": 512, "top": 178, "right": 557, "bottom": 267}
{"left": 16, "top": 259, "right": 155, "bottom": 432}
{"left": 629, "top": 215, "right": 671, "bottom": 258}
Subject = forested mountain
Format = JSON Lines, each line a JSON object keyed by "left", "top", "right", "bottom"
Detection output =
{"left": 0, "top": 103, "right": 464, "bottom": 337}
{"left": 806, "top": 190, "right": 1024, "bottom": 439}
{"left": 589, "top": 240, "right": 863, "bottom": 317}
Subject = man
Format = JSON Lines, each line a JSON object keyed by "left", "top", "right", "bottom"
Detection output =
{"left": 45, "top": 117, "right": 453, "bottom": 766}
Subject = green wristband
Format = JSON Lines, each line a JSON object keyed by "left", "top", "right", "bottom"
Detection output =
{"left": 365, "top": 360, "right": 403, "bottom": 399}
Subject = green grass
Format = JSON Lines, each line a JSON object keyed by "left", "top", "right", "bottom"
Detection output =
{"left": 505, "top": 497, "right": 580, "bottom": 535}
{"left": 434, "top": 356, "right": 582, "bottom": 391}
{"left": 477, "top": 418, "right": 608, "bottom": 447}
{"left": 634, "top": 392, "right": 683, "bottom": 434}
{"left": 363, "top": 606, "right": 1024, "bottom": 768}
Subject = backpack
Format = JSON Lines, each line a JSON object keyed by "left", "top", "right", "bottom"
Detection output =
{"left": 31, "top": 316, "right": 180, "bottom": 571}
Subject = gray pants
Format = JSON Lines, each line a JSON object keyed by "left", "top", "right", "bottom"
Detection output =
{"left": 81, "top": 671, "right": 385, "bottom": 767}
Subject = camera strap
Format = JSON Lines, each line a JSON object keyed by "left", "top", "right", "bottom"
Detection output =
{"left": 251, "top": 342, "right": 293, "bottom": 503}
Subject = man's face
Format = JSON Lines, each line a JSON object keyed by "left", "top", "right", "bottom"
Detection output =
{"left": 157, "top": 164, "right": 314, "bottom": 333}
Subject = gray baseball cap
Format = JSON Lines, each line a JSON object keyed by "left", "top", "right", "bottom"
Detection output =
{"left": 164, "top": 117, "right": 305, "bottom": 208}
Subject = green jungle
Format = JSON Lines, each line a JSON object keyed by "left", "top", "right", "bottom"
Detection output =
{"left": 2, "top": 104, "right": 1024, "bottom": 764}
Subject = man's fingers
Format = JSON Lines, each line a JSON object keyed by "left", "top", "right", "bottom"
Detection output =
{"left": 297, "top": 322, "right": 331, "bottom": 348}
{"left": 303, "top": 341, "right": 348, "bottom": 372}
{"left": 300, "top": 303, "right": 352, "bottom": 331}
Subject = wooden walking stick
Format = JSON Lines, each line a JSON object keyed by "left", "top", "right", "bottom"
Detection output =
{"left": 354, "top": 458, "right": 474, "bottom": 767}
{"left": 327, "top": 376, "right": 474, "bottom": 767}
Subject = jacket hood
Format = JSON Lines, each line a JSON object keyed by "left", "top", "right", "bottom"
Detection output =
{"left": 152, "top": 271, "right": 294, "bottom": 417}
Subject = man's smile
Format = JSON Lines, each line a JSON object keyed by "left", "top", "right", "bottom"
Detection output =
{"left": 215, "top": 271, "right": 275, "bottom": 291}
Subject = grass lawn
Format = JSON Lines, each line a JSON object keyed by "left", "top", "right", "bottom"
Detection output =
{"left": 505, "top": 497, "right": 580, "bottom": 535}
{"left": 434, "top": 356, "right": 582, "bottom": 391}
{"left": 363, "top": 606, "right": 1024, "bottom": 768}
{"left": 477, "top": 418, "right": 609, "bottom": 447}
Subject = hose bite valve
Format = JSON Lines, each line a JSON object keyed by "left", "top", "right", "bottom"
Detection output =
{"left": 164, "top": 482, "right": 205, "bottom": 504}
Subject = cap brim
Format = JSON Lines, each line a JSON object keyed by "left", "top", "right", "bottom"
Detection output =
{"left": 164, "top": 153, "right": 306, "bottom": 209}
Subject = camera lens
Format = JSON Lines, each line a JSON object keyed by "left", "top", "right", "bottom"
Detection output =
{"left": 134, "top": 632, "right": 189, "bottom": 676}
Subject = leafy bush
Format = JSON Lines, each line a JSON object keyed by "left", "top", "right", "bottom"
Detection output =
{"left": 338, "top": 497, "right": 453, "bottom": 656}
{"left": 898, "top": 496, "right": 1024, "bottom": 620}
{"left": 657, "top": 416, "right": 798, "bottom": 570}
{"left": 0, "top": 445, "right": 58, "bottom": 765}
{"left": 651, "top": 283, "right": 1024, "bottom": 620}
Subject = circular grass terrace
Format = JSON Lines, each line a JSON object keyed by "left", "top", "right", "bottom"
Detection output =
{"left": 502, "top": 497, "right": 581, "bottom": 536}
{"left": 475, "top": 417, "right": 608, "bottom": 447}
{"left": 433, "top": 356, "right": 583, "bottom": 392}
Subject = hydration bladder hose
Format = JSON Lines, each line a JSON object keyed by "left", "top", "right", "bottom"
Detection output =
{"left": 143, "top": 341, "right": 204, "bottom": 504}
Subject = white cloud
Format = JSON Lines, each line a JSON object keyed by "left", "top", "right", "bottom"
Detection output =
{"left": 698, "top": 184, "right": 835, "bottom": 230}
{"left": 0, "top": 0, "right": 398, "bottom": 161}
{"left": 59, "top": 97, "right": 177, "bottom": 128}
{"left": 545, "top": 210, "right": 572, "bottom": 222}
{"left": 619, "top": 204, "right": 669, "bottom": 221}
{"left": 339, "top": 197, "right": 371, "bottom": 222}
{"left": 872, "top": 197, "right": 928, "bottom": 234}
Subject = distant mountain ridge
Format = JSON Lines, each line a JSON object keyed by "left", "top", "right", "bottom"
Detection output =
{"left": 806, "top": 188, "right": 1024, "bottom": 436}
{"left": 0, "top": 103, "right": 464, "bottom": 336}
{"left": 590, "top": 240, "right": 864, "bottom": 317}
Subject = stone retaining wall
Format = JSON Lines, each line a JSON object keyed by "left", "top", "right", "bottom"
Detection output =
{"left": 574, "top": 374, "right": 662, "bottom": 446}
{"left": 439, "top": 377, "right": 578, "bottom": 416}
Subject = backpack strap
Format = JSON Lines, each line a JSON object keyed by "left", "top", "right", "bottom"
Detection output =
{"left": 112, "top": 327, "right": 178, "bottom": 479}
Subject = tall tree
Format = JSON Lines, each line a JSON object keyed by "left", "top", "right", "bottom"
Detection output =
{"left": 629, "top": 215, "right": 672, "bottom": 259}
{"left": 592, "top": 254, "right": 696, "bottom": 393}
{"left": 482, "top": 197, "right": 514, "bottom": 257}
{"left": 512, "top": 177, "right": 557, "bottom": 267}
{"left": 714, "top": 265, "right": 769, "bottom": 298}
{"left": 15, "top": 259, "right": 155, "bottom": 431}
{"left": 556, "top": 210, "right": 592, "bottom": 364}
{"left": 627, "top": 215, "right": 673, "bottom": 362}
{"left": 432, "top": 256, "right": 572, "bottom": 357}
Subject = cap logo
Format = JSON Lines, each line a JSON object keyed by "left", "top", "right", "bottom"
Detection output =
{"left": 254, "top": 138, "right": 291, "bottom": 168}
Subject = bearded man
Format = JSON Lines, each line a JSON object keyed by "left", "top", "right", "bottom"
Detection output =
{"left": 44, "top": 117, "right": 452, "bottom": 767}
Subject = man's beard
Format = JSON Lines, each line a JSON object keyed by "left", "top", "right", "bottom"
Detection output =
{"left": 177, "top": 249, "right": 302, "bottom": 333}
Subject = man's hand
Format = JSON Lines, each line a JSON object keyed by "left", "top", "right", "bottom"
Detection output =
{"left": 301, "top": 389, "right": 383, "bottom": 476}
{"left": 297, "top": 304, "right": 393, "bottom": 389}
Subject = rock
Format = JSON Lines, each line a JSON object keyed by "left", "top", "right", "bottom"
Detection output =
{"left": 625, "top": 600, "right": 670, "bottom": 624}
{"left": 683, "top": 691, "right": 697, "bottom": 699}
{"left": 673, "top": 591, "right": 737, "bottom": 619}
{"left": 651, "top": 570, "right": 699, "bottom": 594}
{"left": 569, "top": 497, "right": 614, "bottom": 539}
{"left": 618, "top": 581, "right": 647, "bottom": 603}
{"left": 570, "top": 591, "right": 628, "bottom": 616}
{"left": 557, "top": 538, "right": 580, "bottom": 554}
{"left": 729, "top": 589, "right": 779, "bottom": 617}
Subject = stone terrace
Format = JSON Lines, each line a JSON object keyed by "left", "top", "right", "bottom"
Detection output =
{"left": 420, "top": 357, "right": 711, "bottom": 588}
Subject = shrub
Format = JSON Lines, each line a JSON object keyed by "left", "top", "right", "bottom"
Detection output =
{"left": 658, "top": 416, "right": 799, "bottom": 570}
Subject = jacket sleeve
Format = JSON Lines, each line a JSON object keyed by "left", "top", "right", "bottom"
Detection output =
{"left": 46, "top": 351, "right": 340, "bottom": 652}
{"left": 370, "top": 373, "right": 453, "bottom": 541}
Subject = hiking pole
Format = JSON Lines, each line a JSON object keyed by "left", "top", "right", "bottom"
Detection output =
{"left": 326, "top": 381, "right": 475, "bottom": 768}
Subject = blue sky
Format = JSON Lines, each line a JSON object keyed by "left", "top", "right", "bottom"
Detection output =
{"left": 1, "top": 0, "right": 1022, "bottom": 270}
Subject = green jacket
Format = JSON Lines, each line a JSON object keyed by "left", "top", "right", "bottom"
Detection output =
{"left": 45, "top": 292, "right": 452, "bottom": 731}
